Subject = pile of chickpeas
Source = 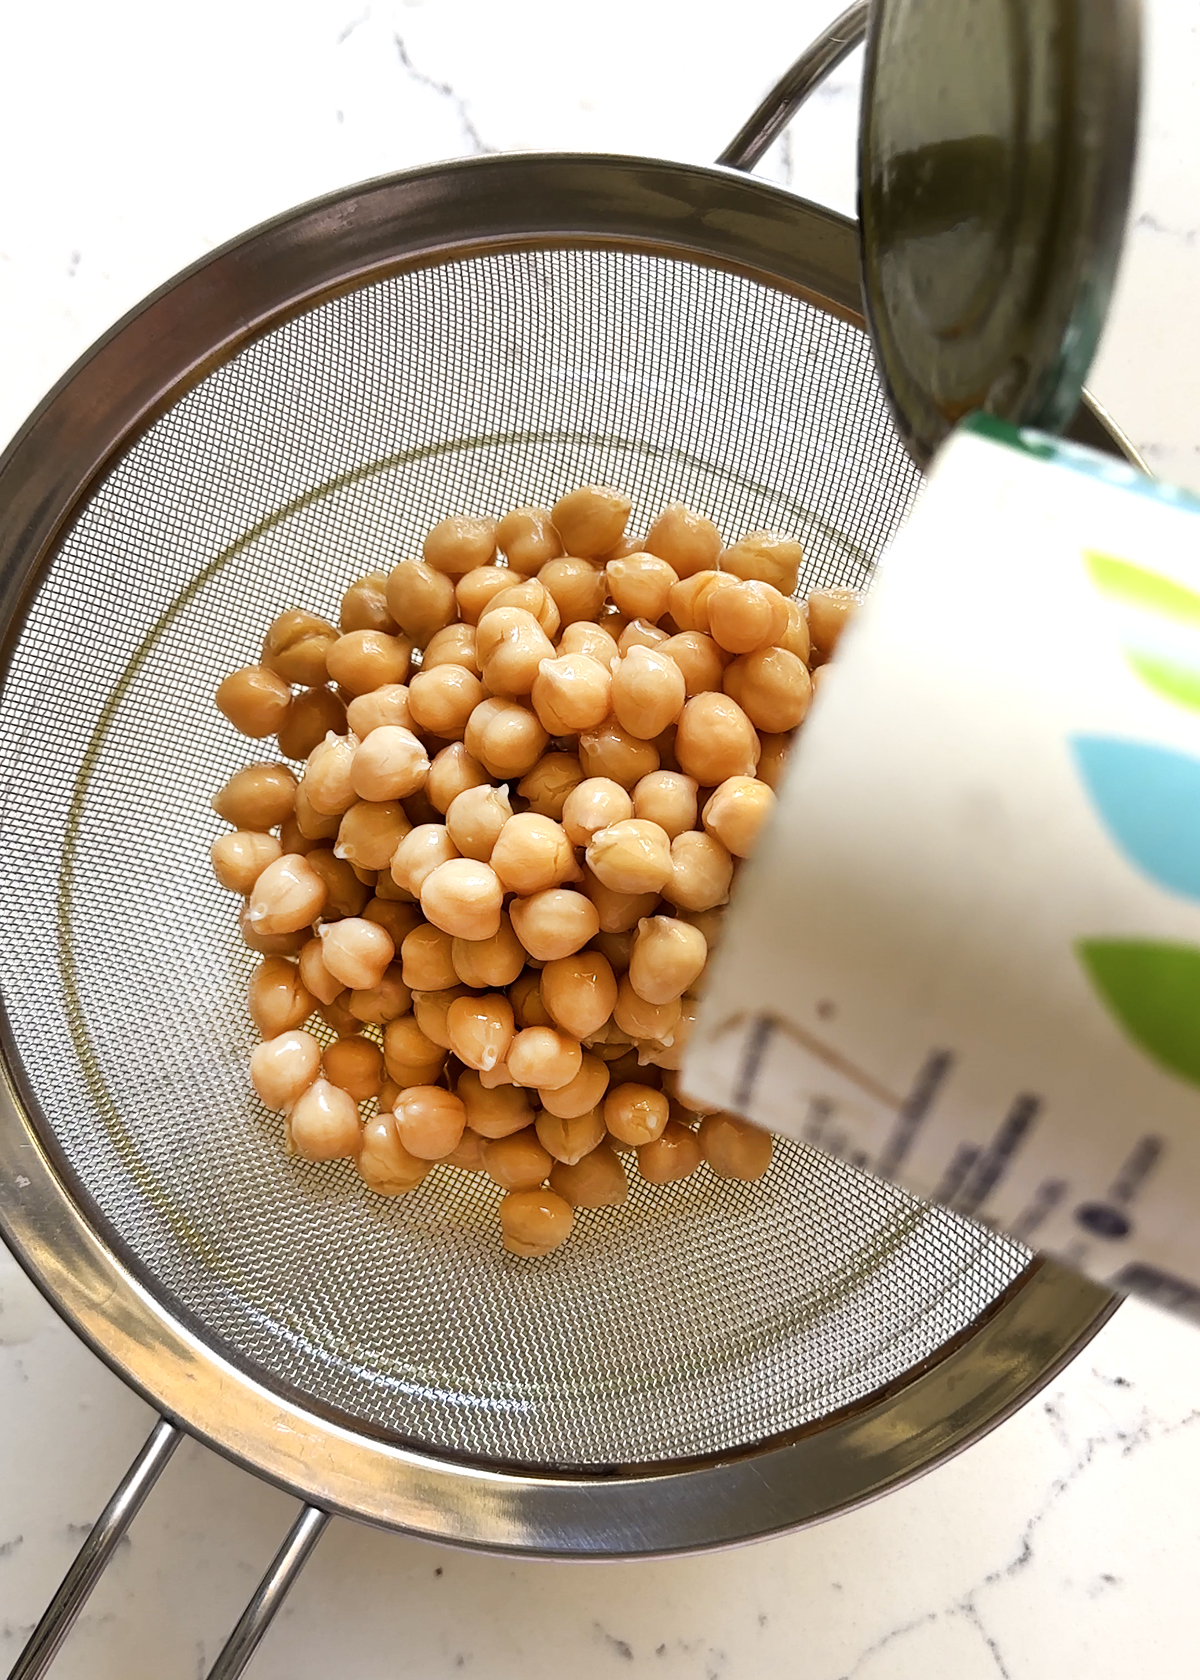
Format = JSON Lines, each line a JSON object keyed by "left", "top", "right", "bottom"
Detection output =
{"left": 209, "top": 486, "right": 855, "bottom": 1257}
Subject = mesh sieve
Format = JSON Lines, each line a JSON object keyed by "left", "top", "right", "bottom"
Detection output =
{"left": 0, "top": 237, "right": 1042, "bottom": 1471}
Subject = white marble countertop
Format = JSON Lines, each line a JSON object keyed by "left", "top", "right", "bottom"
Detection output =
{"left": 3, "top": 2, "right": 1200, "bottom": 1676}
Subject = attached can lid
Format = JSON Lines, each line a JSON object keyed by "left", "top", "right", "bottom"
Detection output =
{"left": 859, "top": 0, "right": 1141, "bottom": 466}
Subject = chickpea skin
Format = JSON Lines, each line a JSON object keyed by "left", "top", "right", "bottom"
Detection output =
{"left": 261, "top": 609, "right": 338, "bottom": 685}
{"left": 586, "top": 819, "right": 672, "bottom": 897}
{"left": 517, "top": 752, "right": 586, "bottom": 819}
{"left": 340, "top": 571, "right": 398, "bottom": 635}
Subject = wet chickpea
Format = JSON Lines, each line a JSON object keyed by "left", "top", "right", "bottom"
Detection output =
{"left": 363, "top": 896, "right": 422, "bottom": 947}
{"left": 319, "top": 917, "right": 395, "bottom": 990}
{"left": 586, "top": 818, "right": 672, "bottom": 896}
{"left": 306, "top": 848, "right": 371, "bottom": 919}
{"left": 530, "top": 652, "right": 612, "bottom": 735}
{"left": 499, "top": 1187, "right": 576, "bottom": 1255}
{"left": 410, "top": 981, "right": 470, "bottom": 1043}
{"left": 239, "top": 904, "right": 308, "bottom": 956}
{"left": 535, "top": 1106, "right": 605, "bottom": 1166}
{"left": 357, "top": 1112, "right": 433, "bottom": 1194}
{"left": 480, "top": 578, "right": 560, "bottom": 639}
{"left": 289, "top": 1079, "right": 361, "bottom": 1160}
{"left": 539, "top": 557, "right": 607, "bottom": 625}
{"left": 343, "top": 687, "right": 409, "bottom": 744}
{"left": 383, "top": 1013, "right": 446, "bottom": 1086}
{"left": 277, "top": 686, "right": 348, "bottom": 760}
{"left": 246, "top": 853, "right": 327, "bottom": 935}
{"left": 610, "top": 646, "right": 686, "bottom": 741}
{"left": 629, "top": 770, "right": 697, "bottom": 841}
{"left": 579, "top": 864, "right": 659, "bottom": 935}
{"left": 296, "top": 935, "right": 345, "bottom": 1006}
{"left": 613, "top": 977, "right": 681, "bottom": 1044}
{"left": 319, "top": 991, "right": 363, "bottom": 1036}
{"left": 447, "top": 992, "right": 515, "bottom": 1073}
{"left": 212, "top": 762, "right": 297, "bottom": 829}
{"left": 719, "top": 531, "right": 803, "bottom": 595}
{"left": 408, "top": 664, "right": 486, "bottom": 739}
{"left": 385, "top": 559, "right": 457, "bottom": 646}
{"left": 674, "top": 693, "right": 759, "bottom": 784}
{"left": 510, "top": 888, "right": 600, "bottom": 961}
{"left": 303, "top": 733, "right": 358, "bottom": 817}
{"left": 445, "top": 782, "right": 512, "bottom": 862}
{"left": 347, "top": 963, "right": 411, "bottom": 1026}
{"left": 248, "top": 956, "right": 315, "bottom": 1037}
{"left": 483, "top": 1131, "right": 554, "bottom": 1192}
{"left": 605, "top": 553, "right": 677, "bottom": 622}
{"left": 335, "top": 800, "right": 410, "bottom": 871}
{"left": 420, "top": 858, "right": 503, "bottom": 941}
{"left": 806, "top": 586, "right": 858, "bottom": 659}
{"left": 395, "top": 1085, "right": 468, "bottom": 1160}
{"left": 455, "top": 566, "right": 514, "bottom": 625}
{"left": 478, "top": 608, "right": 556, "bottom": 698}
{"left": 535, "top": 1053, "right": 607, "bottom": 1121}
{"left": 351, "top": 726, "right": 430, "bottom": 802}
{"left": 577, "top": 720, "right": 659, "bottom": 789}
{"left": 664, "top": 830, "right": 733, "bottom": 911}
{"left": 707, "top": 580, "right": 791, "bottom": 655}
{"left": 250, "top": 1029, "right": 322, "bottom": 1110}
{"left": 322, "top": 1035, "right": 384, "bottom": 1101}
{"left": 699, "top": 1112, "right": 774, "bottom": 1180}
{"left": 491, "top": 813, "right": 576, "bottom": 895}
{"left": 702, "top": 777, "right": 777, "bottom": 858}
{"left": 617, "top": 619, "right": 669, "bottom": 656}
{"left": 326, "top": 629, "right": 412, "bottom": 696}
{"left": 643, "top": 503, "right": 722, "bottom": 579}
{"left": 422, "top": 622, "right": 480, "bottom": 676}
{"left": 725, "top": 646, "right": 811, "bottom": 734}
{"left": 497, "top": 505, "right": 563, "bottom": 574}
{"left": 211, "top": 831, "right": 282, "bottom": 894}
{"left": 561, "top": 778, "right": 633, "bottom": 849}
{"left": 665, "top": 571, "right": 725, "bottom": 634}
{"left": 509, "top": 969, "right": 553, "bottom": 1029}
{"left": 216, "top": 665, "right": 292, "bottom": 738}
{"left": 549, "top": 1144, "right": 627, "bottom": 1209}
{"left": 278, "top": 816, "right": 319, "bottom": 855}
{"left": 778, "top": 598, "right": 811, "bottom": 664}
{"left": 452, "top": 915, "right": 526, "bottom": 989}
{"left": 458, "top": 1071, "right": 535, "bottom": 1138}
{"left": 423, "top": 515, "right": 497, "bottom": 576}
{"left": 638, "top": 1120, "right": 702, "bottom": 1184}
{"left": 558, "top": 621, "right": 620, "bottom": 667}
{"left": 507, "top": 1026, "right": 582, "bottom": 1090}
{"left": 629, "top": 915, "right": 706, "bottom": 1006}
{"left": 604, "top": 1082, "right": 669, "bottom": 1146}
{"left": 340, "top": 571, "right": 398, "bottom": 635}
{"left": 401, "top": 922, "right": 459, "bottom": 990}
{"left": 754, "top": 733, "right": 791, "bottom": 791}
{"left": 550, "top": 485, "right": 631, "bottom": 559}
{"left": 444, "top": 1129, "right": 487, "bottom": 1172}
{"left": 464, "top": 697, "right": 549, "bottom": 780}
{"left": 658, "top": 631, "right": 724, "bottom": 698}
{"left": 589, "top": 929, "right": 633, "bottom": 973}
{"left": 262, "top": 609, "right": 338, "bottom": 686}
{"left": 517, "top": 752, "right": 585, "bottom": 819}
{"left": 539, "top": 951, "right": 618, "bottom": 1040}
{"left": 640, "top": 997, "right": 698, "bottom": 1072}
{"left": 585, "top": 1020, "right": 636, "bottom": 1061}
{"left": 427, "top": 742, "right": 491, "bottom": 814}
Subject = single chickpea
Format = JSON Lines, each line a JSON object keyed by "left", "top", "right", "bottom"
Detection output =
{"left": 212, "top": 762, "right": 297, "bottom": 829}
{"left": 724, "top": 647, "right": 811, "bottom": 733}
{"left": 383, "top": 1012, "right": 446, "bottom": 1086}
{"left": 422, "top": 621, "right": 480, "bottom": 676}
{"left": 350, "top": 725, "right": 430, "bottom": 802}
{"left": 534, "top": 1054, "right": 607, "bottom": 1121}
{"left": 539, "top": 951, "right": 618, "bottom": 1041}
{"left": 664, "top": 830, "right": 733, "bottom": 911}
{"left": 385, "top": 559, "right": 457, "bottom": 646}
{"left": 420, "top": 858, "right": 503, "bottom": 940}
{"left": 357, "top": 1112, "right": 433, "bottom": 1194}
{"left": 714, "top": 534, "right": 799, "bottom": 596}
{"left": 577, "top": 720, "right": 660, "bottom": 789}
{"left": 364, "top": 896, "right": 422, "bottom": 946}
{"left": 610, "top": 646, "right": 686, "bottom": 741}
{"left": 483, "top": 1131, "right": 554, "bottom": 1192}
{"left": 637, "top": 1120, "right": 702, "bottom": 1184}
{"left": 702, "top": 777, "right": 777, "bottom": 858}
{"left": 411, "top": 983, "right": 472, "bottom": 1046}
{"left": 549, "top": 1144, "right": 627, "bottom": 1209}
{"left": 378, "top": 1078, "right": 403, "bottom": 1111}
{"left": 497, "top": 505, "right": 563, "bottom": 573}
{"left": 507, "top": 1026, "right": 583, "bottom": 1090}
{"left": 806, "top": 587, "right": 858, "bottom": 659}
{"left": 628, "top": 915, "right": 706, "bottom": 1006}
{"left": 246, "top": 853, "right": 328, "bottom": 935}
{"left": 707, "top": 580, "right": 791, "bottom": 655}
{"left": 618, "top": 619, "right": 670, "bottom": 654}
{"left": 326, "top": 630, "right": 412, "bottom": 696}
{"left": 261, "top": 609, "right": 338, "bottom": 686}
{"left": 604, "top": 1082, "right": 670, "bottom": 1146}
{"left": 630, "top": 770, "right": 697, "bottom": 840}
{"left": 499, "top": 1187, "right": 576, "bottom": 1255}
{"left": 674, "top": 693, "right": 759, "bottom": 783}
{"left": 401, "top": 923, "right": 459, "bottom": 990}
{"left": 517, "top": 752, "right": 586, "bottom": 819}
{"left": 605, "top": 553, "right": 677, "bottom": 622}
{"left": 643, "top": 503, "right": 722, "bottom": 579}
{"left": 579, "top": 864, "right": 660, "bottom": 934}
{"left": 699, "top": 1112, "right": 774, "bottom": 1180}
{"left": 322, "top": 1035, "right": 384, "bottom": 1101}
{"left": 451, "top": 914, "right": 526, "bottom": 989}
{"left": 509, "top": 889, "right": 600, "bottom": 962}
{"left": 426, "top": 742, "right": 491, "bottom": 814}
{"left": 394, "top": 1085, "right": 468, "bottom": 1159}
{"left": 303, "top": 733, "right": 358, "bottom": 817}
{"left": 613, "top": 976, "right": 682, "bottom": 1043}
{"left": 589, "top": 929, "right": 633, "bottom": 973}
{"left": 423, "top": 515, "right": 497, "bottom": 576}
{"left": 340, "top": 571, "right": 398, "bottom": 635}
{"left": 490, "top": 812, "right": 577, "bottom": 895}
{"left": 458, "top": 1071, "right": 535, "bottom": 1137}
{"left": 778, "top": 598, "right": 811, "bottom": 664}
{"left": 463, "top": 698, "right": 549, "bottom": 780}
{"left": 509, "top": 968, "right": 553, "bottom": 1029}
{"left": 658, "top": 631, "right": 725, "bottom": 698}
{"left": 335, "top": 800, "right": 411, "bottom": 871}
{"left": 447, "top": 991, "right": 515, "bottom": 1073}
{"left": 319, "top": 992, "right": 363, "bottom": 1037}
{"left": 345, "top": 684, "right": 412, "bottom": 741}
{"left": 210, "top": 831, "right": 282, "bottom": 895}
{"left": 444, "top": 1129, "right": 487, "bottom": 1172}
{"left": 477, "top": 608, "right": 556, "bottom": 698}
{"left": 538, "top": 557, "right": 607, "bottom": 625}
{"left": 288, "top": 1079, "right": 361, "bottom": 1160}
{"left": 278, "top": 816, "right": 319, "bottom": 855}
{"left": 558, "top": 620, "right": 620, "bottom": 667}
{"left": 754, "top": 733, "right": 792, "bottom": 791}
{"left": 561, "top": 778, "right": 633, "bottom": 849}
{"left": 319, "top": 917, "right": 395, "bottom": 990}
{"left": 347, "top": 964, "right": 411, "bottom": 1026}
{"left": 586, "top": 819, "right": 672, "bottom": 897}
{"left": 249, "top": 1029, "right": 322, "bottom": 1110}
{"left": 305, "top": 848, "right": 370, "bottom": 918}
{"left": 444, "top": 782, "right": 512, "bottom": 863}
{"left": 535, "top": 1106, "right": 605, "bottom": 1165}
{"left": 550, "top": 485, "right": 631, "bottom": 559}
{"left": 455, "top": 566, "right": 514, "bottom": 625}
{"left": 277, "top": 686, "right": 348, "bottom": 761}
{"left": 407, "top": 665, "right": 486, "bottom": 740}
{"left": 530, "top": 652, "right": 612, "bottom": 735}
{"left": 239, "top": 904, "right": 308, "bottom": 957}
{"left": 479, "top": 578, "right": 560, "bottom": 639}
{"left": 248, "top": 956, "right": 315, "bottom": 1038}
{"left": 216, "top": 665, "right": 292, "bottom": 738}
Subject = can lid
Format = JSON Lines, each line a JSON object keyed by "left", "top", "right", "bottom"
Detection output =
{"left": 859, "top": 0, "right": 1141, "bottom": 466}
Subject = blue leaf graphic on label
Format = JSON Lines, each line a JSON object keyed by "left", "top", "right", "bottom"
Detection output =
{"left": 1071, "top": 736, "right": 1200, "bottom": 904}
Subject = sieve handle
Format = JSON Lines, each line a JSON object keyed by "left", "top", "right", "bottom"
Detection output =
{"left": 717, "top": 0, "right": 868, "bottom": 172}
{"left": 204, "top": 1504, "right": 331, "bottom": 1680}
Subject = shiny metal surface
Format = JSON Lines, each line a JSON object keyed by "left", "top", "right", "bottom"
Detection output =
{"left": 717, "top": 1, "right": 869, "bottom": 171}
{"left": 205, "top": 1507, "right": 330, "bottom": 1680}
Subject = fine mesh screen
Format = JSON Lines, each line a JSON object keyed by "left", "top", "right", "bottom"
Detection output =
{"left": 0, "top": 247, "right": 1029, "bottom": 1468}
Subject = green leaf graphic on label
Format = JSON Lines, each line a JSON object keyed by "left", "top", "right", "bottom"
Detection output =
{"left": 1086, "top": 552, "right": 1200, "bottom": 630}
{"left": 1126, "top": 653, "right": 1200, "bottom": 715}
{"left": 1078, "top": 939, "right": 1200, "bottom": 1089}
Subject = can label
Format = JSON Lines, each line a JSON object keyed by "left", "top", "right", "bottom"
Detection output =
{"left": 686, "top": 418, "right": 1200, "bottom": 1319}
